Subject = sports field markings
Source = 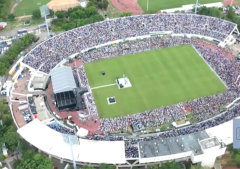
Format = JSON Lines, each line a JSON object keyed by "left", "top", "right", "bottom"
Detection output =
{"left": 91, "top": 83, "right": 117, "bottom": 90}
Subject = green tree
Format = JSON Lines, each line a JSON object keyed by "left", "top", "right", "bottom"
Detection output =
{"left": 100, "top": 163, "right": 115, "bottom": 169}
{"left": 209, "top": 7, "right": 221, "bottom": 18}
{"left": 17, "top": 150, "right": 54, "bottom": 169}
{"left": 3, "top": 131, "right": 20, "bottom": 151}
{"left": 161, "top": 161, "right": 181, "bottom": 169}
{"left": 0, "top": 154, "right": 5, "bottom": 162}
{"left": 8, "top": 14, "right": 15, "bottom": 21}
{"left": 147, "top": 164, "right": 159, "bottom": 169}
{"left": 0, "top": 34, "right": 35, "bottom": 76}
{"left": 190, "top": 166, "right": 211, "bottom": 169}
{"left": 13, "top": 159, "right": 22, "bottom": 169}
{"left": 120, "top": 12, "right": 132, "bottom": 17}
{"left": 82, "top": 166, "right": 95, "bottom": 169}
{"left": 32, "top": 9, "right": 41, "bottom": 20}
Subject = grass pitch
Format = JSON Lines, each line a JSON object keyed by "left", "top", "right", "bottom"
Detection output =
{"left": 84, "top": 45, "right": 226, "bottom": 118}
{"left": 13, "top": 0, "right": 51, "bottom": 17}
{"left": 137, "top": 0, "right": 221, "bottom": 12}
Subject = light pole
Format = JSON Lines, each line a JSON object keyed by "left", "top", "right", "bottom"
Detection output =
{"left": 40, "top": 5, "right": 50, "bottom": 38}
{"left": 62, "top": 134, "right": 78, "bottom": 169}
{"left": 194, "top": 0, "right": 199, "bottom": 14}
{"left": 147, "top": 0, "right": 149, "bottom": 11}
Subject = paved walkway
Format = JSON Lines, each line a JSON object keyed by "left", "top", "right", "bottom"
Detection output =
{"left": 91, "top": 83, "right": 117, "bottom": 90}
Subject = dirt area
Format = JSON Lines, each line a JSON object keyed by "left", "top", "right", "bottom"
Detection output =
{"left": 10, "top": 0, "right": 22, "bottom": 14}
{"left": 229, "top": 43, "right": 240, "bottom": 56}
{"left": 47, "top": 0, "right": 79, "bottom": 11}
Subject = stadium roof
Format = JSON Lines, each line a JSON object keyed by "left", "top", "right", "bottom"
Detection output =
{"left": 17, "top": 119, "right": 126, "bottom": 164}
{"left": 50, "top": 66, "right": 76, "bottom": 94}
{"left": 138, "top": 131, "right": 209, "bottom": 163}
{"left": 205, "top": 115, "right": 240, "bottom": 145}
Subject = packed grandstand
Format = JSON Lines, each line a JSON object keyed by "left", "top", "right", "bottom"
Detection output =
{"left": 11, "top": 13, "right": 240, "bottom": 166}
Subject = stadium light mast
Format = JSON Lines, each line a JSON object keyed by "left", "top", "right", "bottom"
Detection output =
{"left": 147, "top": 0, "right": 149, "bottom": 11}
{"left": 40, "top": 5, "right": 50, "bottom": 38}
{"left": 62, "top": 134, "right": 78, "bottom": 169}
{"left": 194, "top": 0, "right": 199, "bottom": 14}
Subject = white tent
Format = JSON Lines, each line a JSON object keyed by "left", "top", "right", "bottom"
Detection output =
{"left": 77, "top": 128, "right": 88, "bottom": 137}
{"left": 50, "top": 66, "right": 76, "bottom": 94}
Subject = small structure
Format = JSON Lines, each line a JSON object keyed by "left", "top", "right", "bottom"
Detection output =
{"left": 107, "top": 97, "right": 116, "bottom": 104}
{"left": 116, "top": 75, "right": 132, "bottom": 89}
{"left": 77, "top": 127, "right": 88, "bottom": 137}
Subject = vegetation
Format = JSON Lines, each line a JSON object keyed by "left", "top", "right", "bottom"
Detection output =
{"left": 100, "top": 163, "right": 116, "bottom": 169}
{"left": 147, "top": 161, "right": 181, "bottom": 169}
{"left": 0, "top": 34, "right": 35, "bottom": 76}
{"left": 14, "top": 150, "right": 54, "bottom": 169}
{"left": 120, "top": 12, "right": 132, "bottom": 17}
{"left": 51, "top": 6, "right": 104, "bottom": 31}
{"left": 137, "top": 0, "right": 221, "bottom": 12}
{"left": 84, "top": 45, "right": 226, "bottom": 118}
{"left": 87, "top": 0, "right": 109, "bottom": 10}
{"left": 32, "top": 9, "right": 41, "bottom": 20}
{"left": 0, "top": 99, "right": 24, "bottom": 161}
{"left": 13, "top": 0, "right": 51, "bottom": 17}
{"left": 7, "top": 14, "right": 15, "bottom": 21}
{"left": 197, "top": 6, "right": 240, "bottom": 30}
{"left": 196, "top": 6, "right": 221, "bottom": 18}
{"left": 190, "top": 166, "right": 211, "bottom": 169}
{"left": 0, "top": 0, "right": 12, "bottom": 21}
{"left": 227, "top": 144, "right": 240, "bottom": 167}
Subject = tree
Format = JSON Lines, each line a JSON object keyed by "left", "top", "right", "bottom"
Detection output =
{"left": 147, "top": 164, "right": 159, "bottom": 169}
{"left": 190, "top": 166, "right": 211, "bottom": 169}
{"left": 161, "top": 161, "right": 181, "bottom": 169}
{"left": 120, "top": 12, "right": 132, "bottom": 17}
{"left": 100, "top": 163, "right": 115, "bottom": 169}
{"left": 32, "top": 9, "right": 41, "bottom": 20}
{"left": 16, "top": 150, "right": 54, "bottom": 169}
{"left": 82, "top": 166, "right": 95, "bottom": 169}
{"left": 3, "top": 131, "right": 20, "bottom": 151}
{"left": 209, "top": 7, "right": 221, "bottom": 18}
{"left": 0, "top": 154, "right": 5, "bottom": 162}
{"left": 0, "top": 34, "right": 35, "bottom": 76}
{"left": 8, "top": 14, "right": 15, "bottom": 21}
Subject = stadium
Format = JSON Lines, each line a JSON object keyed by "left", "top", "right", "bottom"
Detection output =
{"left": 6, "top": 13, "right": 240, "bottom": 168}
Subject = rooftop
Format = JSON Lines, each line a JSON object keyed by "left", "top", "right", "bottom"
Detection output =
{"left": 139, "top": 131, "right": 209, "bottom": 158}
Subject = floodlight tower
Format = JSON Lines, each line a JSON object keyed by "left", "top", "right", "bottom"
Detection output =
{"left": 62, "top": 134, "right": 78, "bottom": 169}
{"left": 194, "top": 0, "right": 199, "bottom": 14}
{"left": 40, "top": 5, "right": 50, "bottom": 38}
{"left": 147, "top": 0, "right": 149, "bottom": 11}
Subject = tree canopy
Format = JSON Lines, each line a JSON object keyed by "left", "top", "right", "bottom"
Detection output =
{"left": 0, "top": 0, "right": 11, "bottom": 21}
{"left": 197, "top": 6, "right": 221, "bottom": 18}
{"left": 147, "top": 161, "right": 181, "bottom": 169}
{"left": 100, "top": 163, "right": 115, "bottom": 169}
{"left": 15, "top": 150, "right": 54, "bottom": 169}
{"left": 51, "top": 6, "right": 104, "bottom": 32}
{"left": 0, "top": 34, "right": 35, "bottom": 76}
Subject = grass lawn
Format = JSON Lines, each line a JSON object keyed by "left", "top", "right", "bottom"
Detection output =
{"left": 13, "top": 0, "right": 51, "bottom": 17}
{"left": 84, "top": 45, "right": 226, "bottom": 118}
{"left": 137, "top": 0, "right": 222, "bottom": 12}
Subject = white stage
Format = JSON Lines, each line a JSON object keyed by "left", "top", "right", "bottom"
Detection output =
{"left": 116, "top": 77, "right": 132, "bottom": 89}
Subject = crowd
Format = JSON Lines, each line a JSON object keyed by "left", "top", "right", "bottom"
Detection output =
{"left": 21, "top": 14, "right": 240, "bottom": 158}
{"left": 124, "top": 104, "right": 240, "bottom": 158}
{"left": 47, "top": 122, "right": 75, "bottom": 135}
{"left": 22, "top": 14, "right": 236, "bottom": 73}
{"left": 76, "top": 36, "right": 240, "bottom": 134}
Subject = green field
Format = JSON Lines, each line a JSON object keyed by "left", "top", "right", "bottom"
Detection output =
{"left": 84, "top": 45, "right": 226, "bottom": 118}
{"left": 138, "top": 0, "right": 222, "bottom": 12}
{"left": 13, "top": 0, "right": 51, "bottom": 17}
